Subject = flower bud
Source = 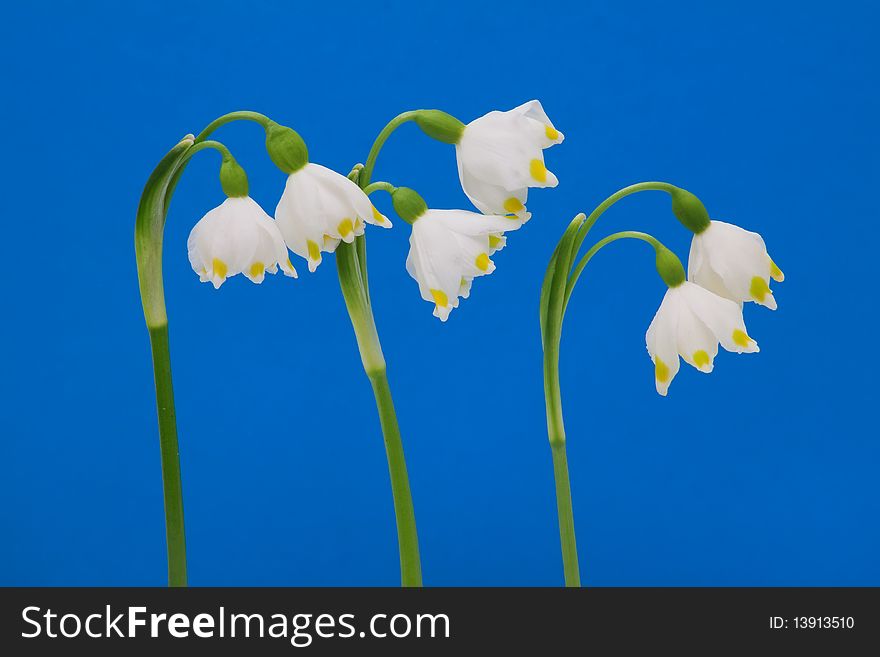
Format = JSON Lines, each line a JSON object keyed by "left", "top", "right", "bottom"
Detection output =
{"left": 218, "top": 155, "right": 249, "bottom": 198}
{"left": 413, "top": 110, "right": 466, "bottom": 145}
{"left": 670, "top": 187, "right": 711, "bottom": 234}
{"left": 391, "top": 187, "right": 428, "bottom": 224}
{"left": 654, "top": 244, "right": 686, "bottom": 288}
{"left": 265, "top": 122, "right": 309, "bottom": 174}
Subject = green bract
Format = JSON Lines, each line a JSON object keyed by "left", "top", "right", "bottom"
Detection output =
{"left": 670, "top": 187, "right": 711, "bottom": 234}
{"left": 413, "top": 109, "right": 466, "bottom": 144}
{"left": 654, "top": 244, "right": 686, "bottom": 287}
{"left": 265, "top": 122, "right": 309, "bottom": 174}
{"left": 218, "top": 155, "right": 249, "bottom": 198}
{"left": 391, "top": 187, "right": 428, "bottom": 224}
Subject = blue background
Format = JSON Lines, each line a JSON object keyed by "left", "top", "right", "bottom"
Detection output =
{"left": 2, "top": 0, "right": 877, "bottom": 586}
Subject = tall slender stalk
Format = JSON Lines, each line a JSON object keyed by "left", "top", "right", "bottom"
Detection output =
{"left": 336, "top": 234, "right": 422, "bottom": 586}
{"left": 135, "top": 136, "right": 194, "bottom": 586}
{"left": 540, "top": 184, "right": 685, "bottom": 586}
{"left": 147, "top": 325, "right": 187, "bottom": 586}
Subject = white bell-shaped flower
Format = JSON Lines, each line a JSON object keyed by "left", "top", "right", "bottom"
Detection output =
{"left": 274, "top": 163, "right": 391, "bottom": 272}
{"left": 688, "top": 220, "right": 784, "bottom": 310}
{"left": 406, "top": 209, "right": 523, "bottom": 321}
{"left": 187, "top": 196, "right": 297, "bottom": 289}
{"left": 646, "top": 281, "right": 759, "bottom": 396}
{"left": 455, "top": 100, "right": 563, "bottom": 220}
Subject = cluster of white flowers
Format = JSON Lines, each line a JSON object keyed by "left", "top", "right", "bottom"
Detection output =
{"left": 646, "top": 221, "right": 784, "bottom": 395}
{"left": 184, "top": 102, "right": 783, "bottom": 395}
{"left": 405, "top": 100, "right": 563, "bottom": 321}
{"left": 186, "top": 101, "right": 563, "bottom": 322}
{"left": 187, "top": 161, "right": 392, "bottom": 286}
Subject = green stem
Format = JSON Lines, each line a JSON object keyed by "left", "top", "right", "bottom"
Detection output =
{"left": 135, "top": 136, "right": 193, "bottom": 586}
{"left": 565, "top": 231, "right": 662, "bottom": 309}
{"left": 194, "top": 110, "right": 272, "bottom": 143}
{"left": 336, "top": 238, "right": 422, "bottom": 586}
{"left": 135, "top": 113, "right": 276, "bottom": 586}
{"left": 540, "top": 188, "right": 677, "bottom": 587}
{"left": 363, "top": 181, "right": 397, "bottom": 196}
{"left": 148, "top": 325, "right": 188, "bottom": 586}
{"left": 551, "top": 442, "right": 580, "bottom": 587}
{"left": 570, "top": 181, "right": 678, "bottom": 262}
{"left": 359, "top": 111, "right": 417, "bottom": 188}
{"left": 369, "top": 371, "right": 422, "bottom": 587}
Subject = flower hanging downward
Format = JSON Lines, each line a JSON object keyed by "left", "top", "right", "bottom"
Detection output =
{"left": 275, "top": 163, "right": 391, "bottom": 272}
{"left": 646, "top": 281, "right": 758, "bottom": 396}
{"left": 392, "top": 187, "right": 523, "bottom": 321}
{"left": 187, "top": 196, "right": 297, "bottom": 289}
{"left": 688, "top": 220, "right": 784, "bottom": 310}
{"left": 454, "top": 100, "right": 564, "bottom": 220}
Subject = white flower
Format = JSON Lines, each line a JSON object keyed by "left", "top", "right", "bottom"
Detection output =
{"left": 406, "top": 209, "right": 523, "bottom": 321}
{"left": 187, "top": 196, "right": 297, "bottom": 289}
{"left": 455, "top": 100, "right": 563, "bottom": 220}
{"left": 646, "top": 282, "right": 759, "bottom": 396}
{"left": 274, "top": 163, "right": 391, "bottom": 272}
{"left": 688, "top": 220, "right": 784, "bottom": 310}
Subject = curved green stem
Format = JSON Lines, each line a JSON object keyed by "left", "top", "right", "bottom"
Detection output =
{"left": 194, "top": 110, "right": 272, "bottom": 143}
{"left": 135, "top": 119, "right": 258, "bottom": 586}
{"left": 360, "top": 111, "right": 418, "bottom": 188}
{"left": 570, "top": 181, "right": 678, "bottom": 263}
{"left": 135, "top": 137, "right": 193, "bottom": 586}
{"left": 565, "top": 231, "right": 662, "bottom": 308}
{"left": 363, "top": 181, "right": 397, "bottom": 196}
{"left": 540, "top": 184, "right": 682, "bottom": 587}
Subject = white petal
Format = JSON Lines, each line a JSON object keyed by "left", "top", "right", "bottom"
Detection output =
{"left": 645, "top": 288, "right": 682, "bottom": 396}
{"left": 188, "top": 196, "right": 293, "bottom": 287}
{"left": 455, "top": 149, "right": 532, "bottom": 218}
{"left": 682, "top": 282, "right": 759, "bottom": 354}
{"left": 405, "top": 209, "right": 522, "bottom": 320}
{"left": 688, "top": 220, "right": 781, "bottom": 309}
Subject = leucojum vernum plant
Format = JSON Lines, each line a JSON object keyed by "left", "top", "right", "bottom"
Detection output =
{"left": 135, "top": 102, "right": 562, "bottom": 586}
{"left": 135, "top": 102, "right": 780, "bottom": 587}
{"left": 540, "top": 185, "right": 783, "bottom": 586}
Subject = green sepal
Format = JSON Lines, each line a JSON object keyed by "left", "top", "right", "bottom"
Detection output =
{"left": 265, "top": 122, "right": 309, "bottom": 174}
{"left": 391, "top": 187, "right": 428, "bottom": 224}
{"left": 670, "top": 187, "right": 711, "bottom": 234}
{"left": 654, "top": 244, "right": 686, "bottom": 288}
{"left": 413, "top": 110, "right": 466, "bottom": 145}
{"left": 219, "top": 155, "right": 249, "bottom": 197}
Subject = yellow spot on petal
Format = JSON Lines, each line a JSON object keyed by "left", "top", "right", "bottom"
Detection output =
{"left": 475, "top": 253, "right": 490, "bottom": 272}
{"left": 338, "top": 218, "right": 354, "bottom": 237}
{"left": 732, "top": 329, "right": 752, "bottom": 348}
{"left": 430, "top": 289, "right": 448, "bottom": 307}
{"left": 488, "top": 234, "right": 503, "bottom": 249}
{"left": 693, "top": 350, "right": 710, "bottom": 369}
{"left": 249, "top": 262, "right": 265, "bottom": 278}
{"left": 545, "top": 125, "right": 559, "bottom": 141}
{"left": 750, "top": 276, "right": 771, "bottom": 302}
{"left": 770, "top": 259, "right": 784, "bottom": 282}
{"left": 372, "top": 206, "right": 385, "bottom": 224}
{"left": 503, "top": 197, "right": 525, "bottom": 213}
{"left": 287, "top": 258, "right": 296, "bottom": 270}
{"left": 529, "top": 159, "right": 548, "bottom": 183}
{"left": 655, "top": 357, "right": 670, "bottom": 383}
{"left": 307, "top": 240, "right": 321, "bottom": 261}
{"left": 355, "top": 217, "right": 364, "bottom": 230}
{"left": 212, "top": 258, "right": 228, "bottom": 279}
